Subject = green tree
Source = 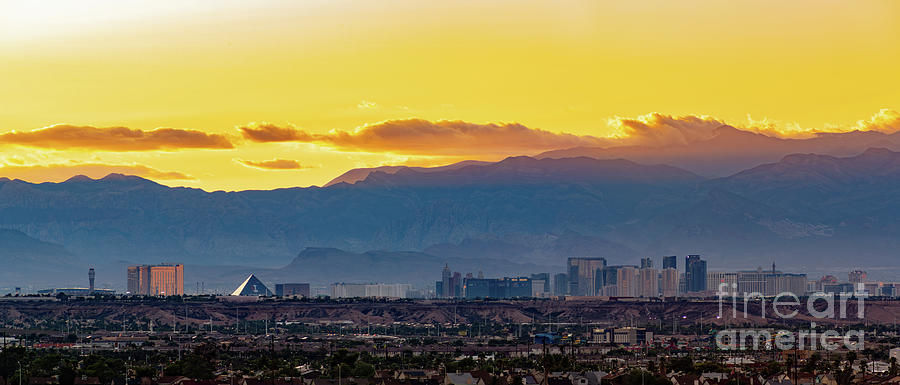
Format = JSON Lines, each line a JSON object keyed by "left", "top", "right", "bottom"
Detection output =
{"left": 58, "top": 362, "right": 76, "bottom": 385}
{"left": 668, "top": 357, "right": 693, "bottom": 374}
{"left": 621, "top": 369, "right": 672, "bottom": 385}
{"left": 834, "top": 362, "right": 854, "bottom": 385}
{"left": 83, "top": 356, "right": 124, "bottom": 385}
{"left": 134, "top": 366, "right": 157, "bottom": 379}
{"left": 31, "top": 353, "right": 63, "bottom": 377}
{"left": 693, "top": 362, "right": 725, "bottom": 374}
{"left": 0, "top": 346, "right": 26, "bottom": 384}
{"left": 163, "top": 354, "right": 214, "bottom": 380}
{"left": 890, "top": 357, "right": 898, "bottom": 376}
{"left": 803, "top": 353, "right": 821, "bottom": 373}
{"left": 760, "top": 361, "right": 782, "bottom": 377}
{"left": 352, "top": 362, "right": 375, "bottom": 378}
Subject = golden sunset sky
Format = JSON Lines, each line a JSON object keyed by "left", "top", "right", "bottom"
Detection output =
{"left": 1, "top": 0, "right": 899, "bottom": 190}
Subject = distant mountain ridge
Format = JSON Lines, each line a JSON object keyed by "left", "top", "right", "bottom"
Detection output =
{"left": 537, "top": 127, "right": 900, "bottom": 177}
{"left": 5, "top": 149, "right": 900, "bottom": 288}
{"left": 324, "top": 160, "right": 491, "bottom": 186}
{"left": 0, "top": 229, "right": 83, "bottom": 287}
{"left": 354, "top": 156, "right": 703, "bottom": 187}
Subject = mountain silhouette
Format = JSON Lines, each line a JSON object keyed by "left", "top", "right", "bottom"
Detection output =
{"left": 537, "top": 128, "right": 900, "bottom": 177}
{"left": 3, "top": 150, "right": 900, "bottom": 287}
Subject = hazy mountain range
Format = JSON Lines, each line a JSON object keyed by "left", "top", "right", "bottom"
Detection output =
{"left": 3, "top": 145, "right": 900, "bottom": 290}
{"left": 538, "top": 125, "right": 900, "bottom": 177}
{"left": 323, "top": 126, "right": 900, "bottom": 184}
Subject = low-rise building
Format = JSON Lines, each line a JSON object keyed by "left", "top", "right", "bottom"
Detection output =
{"left": 592, "top": 327, "right": 653, "bottom": 345}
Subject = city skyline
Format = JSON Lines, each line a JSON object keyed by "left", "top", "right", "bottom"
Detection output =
{"left": 15, "top": 251, "right": 896, "bottom": 296}
{"left": 24, "top": 257, "right": 891, "bottom": 300}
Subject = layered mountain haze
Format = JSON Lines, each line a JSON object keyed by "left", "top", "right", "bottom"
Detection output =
{"left": 324, "top": 160, "right": 492, "bottom": 187}
{"left": 0, "top": 229, "right": 83, "bottom": 286}
{"left": 538, "top": 126, "right": 900, "bottom": 177}
{"left": 4, "top": 149, "right": 900, "bottom": 289}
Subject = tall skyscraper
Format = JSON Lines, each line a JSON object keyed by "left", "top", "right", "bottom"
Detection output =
{"left": 638, "top": 266, "right": 658, "bottom": 297}
{"left": 126, "top": 264, "right": 184, "bottom": 296}
{"left": 553, "top": 273, "right": 568, "bottom": 296}
{"left": 598, "top": 265, "right": 622, "bottom": 296}
{"left": 88, "top": 268, "right": 95, "bottom": 293}
{"left": 662, "top": 256, "right": 677, "bottom": 270}
{"left": 660, "top": 268, "right": 678, "bottom": 297}
{"left": 441, "top": 264, "right": 452, "bottom": 298}
{"left": 531, "top": 273, "right": 550, "bottom": 294}
{"left": 684, "top": 255, "right": 707, "bottom": 293}
{"left": 640, "top": 257, "right": 653, "bottom": 269}
{"left": 451, "top": 272, "right": 462, "bottom": 297}
{"left": 567, "top": 257, "right": 607, "bottom": 296}
{"left": 849, "top": 270, "right": 868, "bottom": 284}
{"left": 616, "top": 266, "right": 639, "bottom": 297}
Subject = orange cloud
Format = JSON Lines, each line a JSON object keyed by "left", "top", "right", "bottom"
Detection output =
{"left": 0, "top": 124, "right": 233, "bottom": 151}
{"left": 606, "top": 110, "right": 900, "bottom": 146}
{"left": 238, "top": 119, "right": 611, "bottom": 155}
{"left": 237, "top": 159, "right": 308, "bottom": 170}
{"left": 238, "top": 123, "right": 314, "bottom": 142}
{"left": 608, "top": 113, "right": 731, "bottom": 147}
{"left": 853, "top": 109, "right": 900, "bottom": 133}
{"left": 0, "top": 163, "right": 193, "bottom": 182}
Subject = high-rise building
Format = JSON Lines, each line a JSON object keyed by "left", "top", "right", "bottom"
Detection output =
{"left": 813, "top": 275, "right": 839, "bottom": 292}
{"left": 707, "top": 272, "right": 738, "bottom": 294}
{"left": 531, "top": 273, "right": 550, "bottom": 294}
{"left": 863, "top": 282, "right": 884, "bottom": 296}
{"left": 660, "top": 268, "right": 678, "bottom": 297}
{"left": 567, "top": 257, "right": 607, "bottom": 296}
{"left": 531, "top": 279, "right": 546, "bottom": 297}
{"left": 662, "top": 256, "right": 677, "bottom": 270}
{"left": 684, "top": 255, "right": 707, "bottom": 293}
{"left": 598, "top": 265, "right": 623, "bottom": 296}
{"left": 88, "top": 268, "right": 95, "bottom": 293}
{"left": 849, "top": 270, "right": 868, "bottom": 284}
{"left": 451, "top": 272, "right": 462, "bottom": 297}
{"left": 127, "top": 266, "right": 147, "bottom": 295}
{"left": 638, "top": 266, "right": 658, "bottom": 297}
{"left": 441, "top": 264, "right": 452, "bottom": 298}
{"left": 616, "top": 266, "right": 639, "bottom": 297}
{"left": 126, "top": 264, "right": 184, "bottom": 296}
{"left": 275, "top": 283, "right": 310, "bottom": 297}
{"left": 765, "top": 273, "right": 808, "bottom": 296}
{"left": 464, "top": 277, "right": 532, "bottom": 299}
{"left": 330, "top": 283, "right": 366, "bottom": 298}
{"left": 737, "top": 268, "right": 769, "bottom": 295}
{"left": 365, "top": 283, "right": 412, "bottom": 298}
{"left": 553, "top": 273, "right": 568, "bottom": 296}
{"left": 640, "top": 257, "right": 653, "bottom": 269}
